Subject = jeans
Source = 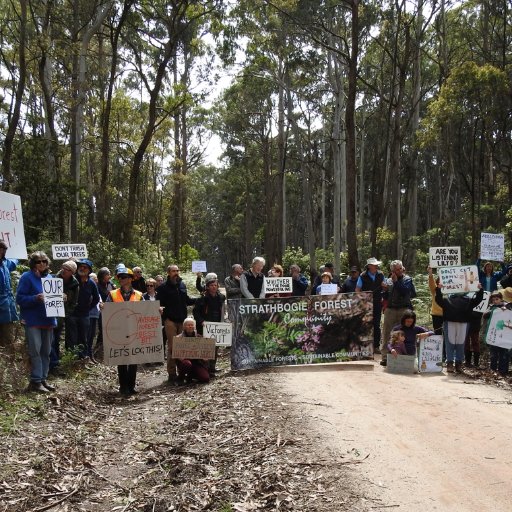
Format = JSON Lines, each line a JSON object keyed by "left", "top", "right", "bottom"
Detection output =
{"left": 490, "top": 346, "right": 509, "bottom": 374}
{"left": 87, "top": 317, "right": 98, "bottom": 358}
{"left": 25, "top": 326, "right": 52, "bottom": 383}
{"left": 444, "top": 321, "right": 468, "bottom": 363}
{"left": 67, "top": 316, "right": 90, "bottom": 357}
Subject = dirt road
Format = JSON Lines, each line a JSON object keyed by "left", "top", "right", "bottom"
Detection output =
{"left": 277, "top": 363, "right": 512, "bottom": 511}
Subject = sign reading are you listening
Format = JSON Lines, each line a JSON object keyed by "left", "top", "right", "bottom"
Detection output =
{"left": 428, "top": 246, "right": 461, "bottom": 267}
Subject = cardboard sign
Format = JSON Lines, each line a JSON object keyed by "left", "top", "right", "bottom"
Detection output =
{"left": 485, "top": 308, "right": 512, "bottom": 350}
{"left": 0, "top": 191, "right": 27, "bottom": 259}
{"left": 102, "top": 301, "right": 164, "bottom": 365}
{"left": 171, "top": 336, "right": 216, "bottom": 360}
{"left": 41, "top": 277, "right": 65, "bottom": 317}
{"left": 203, "top": 321, "right": 233, "bottom": 346}
{"left": 52, "top": 244, "right": 88, "bottom": 260}
{"left": 473, "top": 291, "right": 490, "bottom": 313}
{"left": 418, "top": 335, "right": 443, "bottom": 373}
{"left": 192, "top": 260, "right": 207, "bottom": 272}
{"left": 386, "top": 354, "right": 417, "bottom": 374}
{"left": 438, "top": 265, "right": 479, "bottom": 294}
{"left": 429, "top": 246, "right": 461, "bottom": 267}
{"left": 263, "top": 277, "right": 292, "bottom": 295}
{"left": 320, "top": 283, "right": 338, "bottom": 295}
{"left": 480, "top": 233, "right": 504, "bottom": 261}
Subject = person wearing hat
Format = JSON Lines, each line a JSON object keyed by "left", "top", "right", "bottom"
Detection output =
{"left": 67, "top": 258, "right": 99, "bottom": 358}
{"left": 193, "top": 274, "right": 226, "bottom": 376}
{"left": 50, "top": 260, "right": 79, "bottom": 371}
{"left": 196, "top": 272, "right": 218, "bottom": 294}
{"left": 341, "top": 266, "right": 360, "bottom": 293}
{"left": 356, "top": 257, "right": 385, "bottom": 352}
{"left": 106, "top": 265, "right": 144, "bottom": 395}
{"left": 0, "top": 240, "right": 19, "bottom": 357}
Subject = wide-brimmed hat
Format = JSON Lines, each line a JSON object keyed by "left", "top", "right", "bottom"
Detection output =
{"left": 366, "top": 257, "right": 382, "bottom": 266}
{"left": 502, "top": 287, "right": 512, "bottom": 303}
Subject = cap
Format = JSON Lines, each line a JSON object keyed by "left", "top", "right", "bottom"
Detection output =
{"left": 61, "top": 260, "right": 77, "bottom": 273}
{"left": 350, "top": 266, "right": 359, "bottom": 272}
{"left": 116, "top": 264, "right": 133, "bottom": 278}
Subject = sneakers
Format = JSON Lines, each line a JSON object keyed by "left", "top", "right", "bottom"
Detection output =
{"left": 29, "top": 382, "right": 50, "bottom": 393}
{"left": 446, "top": 362, "right": 455, "bottom": 373}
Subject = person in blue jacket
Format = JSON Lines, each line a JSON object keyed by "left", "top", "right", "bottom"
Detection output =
{"left": 0, "top": 241, "right": 19, "bottom": 357}
{"left": 16, "top": 251, "right": 57, "bottom": 393}
{"left": 475, "top": 257, "right": 506, "bottom": 292}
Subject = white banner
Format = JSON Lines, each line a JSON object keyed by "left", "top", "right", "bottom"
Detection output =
{"left": 203, "top": 321, "right": 233, "bottom": 346}
{"left": 438, "top": 265, "right": 479, "bottom": 294}
{"left": 428, "top": 246, "right": 461, "bottom": 267}
{"left": 42, "top": 277, "right": 65, "bottom": 317}
{"left": 0, "top": 191, "right": 27, "bottom": 259}
{"left": 480, "top": 233, "right": 505, "bottom": 261}
{"left": 51, "top": 243, "right": 88, "bottom": 260}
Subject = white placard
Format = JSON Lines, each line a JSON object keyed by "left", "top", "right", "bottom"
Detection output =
{"left": 203, "top": 321, "right": 233, "bottom": 347}
{"left": 192, "top": 260, "right": 207, "bottom": 272}
{"left": 51, "top": 243, "right": 88, "bottom": 260}
{"left": 102, "top": 301, "right": 164, "bottom": 365}
{"left": 480, "top": 233, "right": 505, "bottom": 261}
{"left": 438, "top": 265, "right": 480, "bottom": 294}
{"left": 418, "top": 335, "right": 443, "bottom": 373}
{"left": 263, "top": 277, "right": 293, "bottom": 295}
{"left": 473, "top": 291, "right": 490, "bottom": 313}
{"left": 0, "top": 191, "right": 27, "bottom": 259}
{"left": 42, "top": 276, "right": 65, "bottom": 317}
{"left": 485, "top": 308, "right": 512, "bottom": 350}
{"left": 320, "top": 283, "right": 338, "bottom": 295}
{"left": 428, "top": 246, "right": 461, "bottom": 267}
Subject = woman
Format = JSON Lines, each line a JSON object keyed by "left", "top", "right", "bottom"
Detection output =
{"left": 265, "top": 264, "right": 291, "bottom": 298}
{"left": 175, "top": 317, "right": 210, "bottom": 384}
{"left": 390, "top": 310, "right": 433, "bottom": 357}
{"left": 96, "top": 267, "right": 115, "bottom": 357}
{"left": 86, "top": 273, "right": 100, "bottom": 363}
{"left": 476, "top": 258, "right": 506, "bottom": 292}
{"left": 143, "top": 278, "right": 157, "bottom": 301}
{"left": 16, "top": 251, "right": 57, "bottom": 393}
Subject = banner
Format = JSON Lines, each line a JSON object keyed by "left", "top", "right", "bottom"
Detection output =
{"left": 171, "top": 336, "right": 216, "bottom": 360}
{"left": 203, "top": 321, "right": 233, "bottom": 346}
{"left": 480, "top": 233, "right": 504, "bottom": 261}
{"left": 428, "top": 246, "right": 461, "bottom": 267}
{"left": 485, "top": 308, "right": 512, "bottom": 350}
{"left": 263, "top": 277, "right": 292, "bottom": 295}
{"left": 228, "top": 292, "right": 374, "bottom": 371}
{"left": 52, "top": 244, "right": 88, "bottom": 260}
{"left": 102, "top": 301, "right": 164, "bottom": 365}
{"left": 41, "top": 277, "right": 65, "bottom": 317}
{"left": 438, "top": 265, "right": 479, "bottom": 294}
{"left": 418, "top": 335, "right": 443, "bottom": 373}
{"left": 0, "top": 191, "right": 27, "bottom": 259}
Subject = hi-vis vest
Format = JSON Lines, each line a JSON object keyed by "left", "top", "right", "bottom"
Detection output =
{"left": 109, "top": 288, "right": 143, "bottom": 302}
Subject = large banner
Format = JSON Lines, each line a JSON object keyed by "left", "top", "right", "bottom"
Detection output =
{"left": 0, "top": 191, "right": 27, "bottom": 259}
{"left": 228, "top": 292, "right": 374, "bottom": 371}
{"left": 102, "top": 301, "right": 164, "bottom": 365}
{"left": 485, "top": 308, "right": 512, "bottom": 350}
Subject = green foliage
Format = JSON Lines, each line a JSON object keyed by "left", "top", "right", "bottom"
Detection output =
{"left": 282, "top": 247, "right": 349, "bottom": 276}
{"left": 176, "top": 244, "right": 200, "bottom": 271}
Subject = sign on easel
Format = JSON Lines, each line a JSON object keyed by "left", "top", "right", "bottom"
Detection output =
{"left": 418, "top": 335, "right": 443, "bottom": 373}
{"left": 0, "top": 191, "right": 27, "bottom": 259}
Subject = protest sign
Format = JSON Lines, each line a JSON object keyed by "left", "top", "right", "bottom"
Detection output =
{"left": 418, "top": 335, "right": 443, "bottom": 373}
{"left": 473, "top": 291, "right": 490, "bottom": 313}
{"left": 228, "top": 293, "right": 374, "bottom": 371}
{"left": 203, "top": 321, "right": 233, "bottom": 346}
{"left": 480, "top": 233, "right": 504, "bottom": 261}
{"left": 263, "top": 277, "right": 292, "bottom": 295}
{"left": 171, "top": 336, "right": 216, "bottom": 360}
{"left": 52, "top": 244, "right": 88, "bottom": 260}
{"left": 0, "top": 191, "right": 27, "bottom": 259}
{"left": 438, "top": 265, "right": 479, "bottom": 294}
{"left": 319, "top": 283, "right": 338, "bottom": 295}
{"left": 192, "top": 260, "right": 207, "bottom": 272}
{"left": 386, "top": 354, "right": 417, "bottom": 374}
{"left": 429, "top": 246, "right": 461, "bottom": 267}
{"left": 41, "top": 277, "right": 65, "bottom": 317}
{"left": 102, "top": 301, "right": 164, "bottom": 365}
{"left": 485, "top": 308, "right": 512, "bottom": 350}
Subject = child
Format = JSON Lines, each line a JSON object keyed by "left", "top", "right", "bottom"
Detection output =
{"left": 388, "top": 330, "right": 407, "bottom": 357}
{"left": 483, "top": 291, "right": 510, "bottom": 377}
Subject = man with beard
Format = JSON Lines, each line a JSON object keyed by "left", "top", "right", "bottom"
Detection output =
{"left": 155, "top": 264, "right": 196, "bottom": 384}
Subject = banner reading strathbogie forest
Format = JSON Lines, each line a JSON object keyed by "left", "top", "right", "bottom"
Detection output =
{"left": 228, "top": 292, "right": 374, "bottom": 371}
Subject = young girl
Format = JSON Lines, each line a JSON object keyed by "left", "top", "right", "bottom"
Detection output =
{"left": 387, "top": 330, "right": 407, "bottom": 357}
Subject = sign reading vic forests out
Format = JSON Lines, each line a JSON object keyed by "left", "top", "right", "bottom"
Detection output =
{"left": 227, "top": 293, "right": 374, "bottom": 371}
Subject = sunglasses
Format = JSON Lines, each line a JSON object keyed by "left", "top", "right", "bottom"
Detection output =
{"left": 147, "top": 284, "right": 155, "bottom": 288}
{"left": 34, "top": 260, "right": 48, "bottom": 264}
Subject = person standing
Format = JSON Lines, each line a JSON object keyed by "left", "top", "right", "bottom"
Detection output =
{"left": 224, "top": 264, "right": 244, "bottom": 299}
{"left": 475, "top": 258, "right": 506, "bottom": 292}
{"left": 16, "top": 251, "right": 57, "bottom": 393}
{"left": 341, "top": 266, "right": 360, "bottom": 293}
{"left": 106, "top": 266, "right": 144, "bottom": 395}
{"left": 289, "top": 264, "right": 308, "bottom": 297}
{"left": 131, "top": 266, "right": 146, "bottom": 293}
{"left": 0, "top": 241, "right": 19, "bottom": 357}
{"left": 240, "top": 257, "right": 265, "bottom": 299}
{"left": 155, "top": 264, "right": 196, "bottom": 384}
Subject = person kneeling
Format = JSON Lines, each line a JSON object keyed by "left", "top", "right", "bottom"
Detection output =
{"left": 175, "top": 318, "right": 210, "bottom": 385}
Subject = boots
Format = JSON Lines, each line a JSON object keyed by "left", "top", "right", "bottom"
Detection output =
{"left": 465, "top": 351, "right": 473, "bottom": 367}
{"left": 446, "top": 361, "right": 455, "bottom": 373}
{"left": 455, "top": 361, "right": 463, "bottom": 373}
{"left": 473, "top": 352, "right": 480, "bottom": 368}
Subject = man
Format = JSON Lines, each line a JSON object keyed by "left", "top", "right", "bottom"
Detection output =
{"left": 0, "top": 241, "right": 19, "bottom": 357}
{"left": 289, "top": 264, "right": 308, "bottom": 296}
{"left": 224, "top": 264, "right": 243, "bottom": 299}
{"left": 240, "top": 257, "right": 265, "bottom": 298}
{"left": 106, "top": 266, "right": 144, "bottom": 395}
{"left": 356, "top": 257, "right": 385, "bottom": 352}
{"left": 67, "top": 258, "right": 99, "bottom": 358}
{"left": 131, "top": 266, "right": 146, "bottom": 293}
{"left": 341, "top": 266, "right": 360, "bottom": 293}
{"left": 50, "top": 260, "right": 79, "bottom": 371}
{"left": 155, "top": 264, "right": 196, "bottom": 383}
{"left": 380, "top": 260, "right": 416, "bottom": 366}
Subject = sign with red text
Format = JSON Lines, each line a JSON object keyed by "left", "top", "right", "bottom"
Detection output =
{"left": 0, "top": 191, "right": 27, "bottom": 259}
{"left": 52, "top": 244, "right": 88, "bottom": 260}
{"left": 480, "top": 233, "right": 505, "bottom": 261}
{"left": 171, "top": 336, "right": 216, "bottom": 360}
{"left": 429, "top": 246, "right": 461, "bottom": 267}
{"left": 102, "top": 301, "right": 164, "bottom": 365}
{"left": 42, "top": 277, "right": 65, "bottom": 317}
{"left": 438, "top": 265, "right": 479, "bottom": 294}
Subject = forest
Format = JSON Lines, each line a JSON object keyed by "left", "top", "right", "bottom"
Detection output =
{"left": 0, "top": 0, "right": 511, "bottom": 278}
